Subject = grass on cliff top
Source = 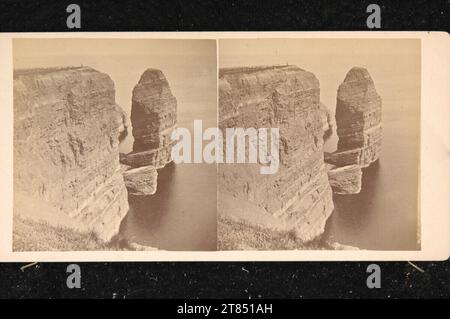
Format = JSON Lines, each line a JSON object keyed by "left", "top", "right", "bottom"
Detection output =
{"left": 13, "top": 216, "right": 119, "bottom": 252}
{"left": 14, "top": 216, "right": 330, "bottom": 252}
{"left": 218, "top": 216, "right": 325, "bottom": 251}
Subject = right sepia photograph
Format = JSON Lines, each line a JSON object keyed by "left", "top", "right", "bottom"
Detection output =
{"left": 217, "top": 38, "right": 421, "bottom": 251}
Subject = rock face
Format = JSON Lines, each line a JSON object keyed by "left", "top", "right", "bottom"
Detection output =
{"left": 123, "top": 166, "right": 158, "bottom": 196}
{"left": 115, "top": 104, "right": 129, "bottom": 142}
{"left": 125, "top": 69, "right": 177, "bottom": 168}
{"left": 327, "top": 67, "right": 382, "bottom": 167}
{"left": 119, "top": 69, "right": 177, "bottom": 196}
{"left": 120, "top": 149, "right": 160, "bottom": 168}
{"left": 218, "top": 65, "right": 334, "bottom": 243}
{"left": 14, "top": 67, "right": 129, "bottom": 242}
{"left": 325, "top": 163, "right": 362, "bottom": 195}
{"left": 324, "top": 67, "right": 382, "bottom": 195}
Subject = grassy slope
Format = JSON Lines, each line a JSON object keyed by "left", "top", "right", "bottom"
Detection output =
{"left": 13, "top": 216, "right": 118, "bottom": 251}
{"left": 218, "top": 216, "right": 325, "bottom": 250}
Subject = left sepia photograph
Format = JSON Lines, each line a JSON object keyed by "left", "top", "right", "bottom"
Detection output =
{"left": 13, "top": 38, "right": 218, "bottom": 251}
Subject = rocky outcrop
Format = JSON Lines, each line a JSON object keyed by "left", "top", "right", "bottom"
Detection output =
{"left": 123, "top": 166, "right": 158, "bottom": 196}
{"left": 122, "top": 69, "right": 177, "bottom": 169}
{"left": 120, "top": 149, "right": 160, "bottom": 168}
{"left": 119, "top": 69, "right": 177, "bottom": 197}
{"left": 218, "top": 65, "right": 334, "bottom": 243}
{"left": 325, "top": 163, "right": 362, "bottom": 195}
{"left": 327, "top": 67, "right": 382, "bottom": 167}
{"left": 13, "top": 66, "right": 129, "bottom": 242}
{"left": 324, "top": 67, "right": 382, "bottom": 195}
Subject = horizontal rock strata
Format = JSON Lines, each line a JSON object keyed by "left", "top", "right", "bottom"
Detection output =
{"left": 325, "top": 163, "right": 362, "bottom": 195}
{"left": 331, "top": 67, "right": 382, "bottom": 167}
{"left": 324, "top": 67, "right": 382, "bottom": 195}
{"left": 123, "top": 166, "right": 158, "bottom": 196}
{"left": 123, "top": 69, "right": 177, "bottom": 169}
{"left": 218, "top": 65, "right": 334, "bottom": 243}
{"left": 14, "top": 66, "right": 129, "bottom": 242}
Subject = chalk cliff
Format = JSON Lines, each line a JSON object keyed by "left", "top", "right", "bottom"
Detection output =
{"left": 326, "top": 67, "right": 382, "bottom": 167}
{"left": 123, "top": 166, "right": 158, "bottom": 196}
{"left": 122, "top": 69, "right": 177, "bottom": 169}
{"left": 13, "top": 67, "right": 129, "bottom": 242}
{"left": 119, "top": 69, "right": 176, "bottom": 196}
{"left": 218, "top": 65, "right": 334, "bottom": 244}
{"left": 325, "top": 163, "right": 362, "bottom": 195}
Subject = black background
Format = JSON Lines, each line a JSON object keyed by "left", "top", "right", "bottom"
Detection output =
{"left": 0, "top": 0, "right": 449, "bottom": 299}
{"left": 0, "top": 0, "right": 449, "bottom": 31}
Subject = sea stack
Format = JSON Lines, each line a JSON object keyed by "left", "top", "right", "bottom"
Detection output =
{"left": 13, "top": 67, "right": 129, "bottom": 241}
{"left": 123, "top": 166, "right": 158, "bottom": 196}
{"left": 326, "top": 67, "right": 382, "bottom": 167}
{"left": 324, "top": 67, "right": 382, "bottom": 195}
{"left": 218, "top": 65, "right": 334, "bottom": 243}
{"left": 119, "top": 69, "right": 176, "bottom": 196}
{"left": 122, "top": 69, "right": 177, "bottom": 169}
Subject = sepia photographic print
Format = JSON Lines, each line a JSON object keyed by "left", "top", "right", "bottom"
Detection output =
{"left": 12, "top": 38, "right": 217, "bottom": 252}
{"left": 0, "top": 32, "right": 448, "bottom": 261}
{"left": 217, "top": 39, "right": 420, "bottom": 251}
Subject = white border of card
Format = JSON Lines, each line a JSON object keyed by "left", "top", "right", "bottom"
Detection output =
{"left": 0, "top": 32, "right": 448, "bottom": 261}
